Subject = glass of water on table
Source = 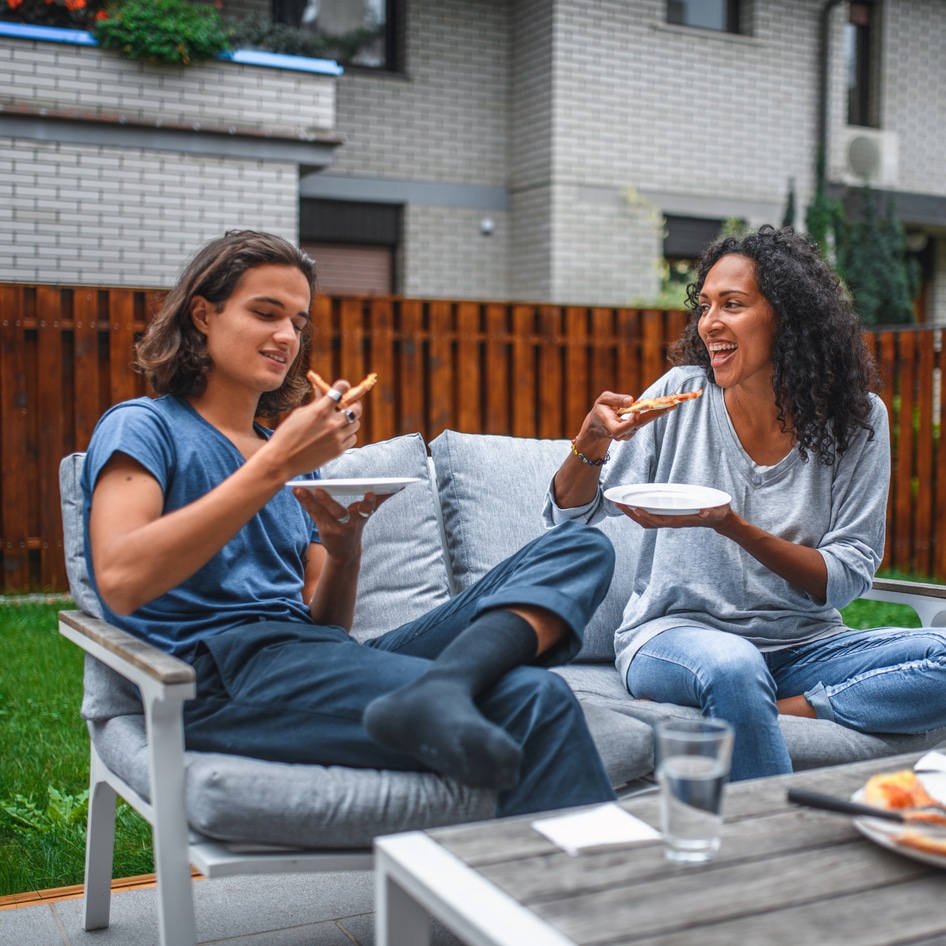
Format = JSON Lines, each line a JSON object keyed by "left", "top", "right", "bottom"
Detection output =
{"left": 655, "top": 718, "right": 734, "bottom": 865}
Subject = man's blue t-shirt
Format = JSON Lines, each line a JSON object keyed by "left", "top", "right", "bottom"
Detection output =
{"left": 80, "top": 395, "right": 318, "bottom": 657}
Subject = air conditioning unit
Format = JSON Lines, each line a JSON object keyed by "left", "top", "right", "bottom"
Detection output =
{"left": 833, "top": 127, "right": 899, "bottom": 188}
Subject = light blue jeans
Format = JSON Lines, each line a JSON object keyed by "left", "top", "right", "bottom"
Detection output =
{"left": 626, "top": 624, "right": 946, "bottom": 781}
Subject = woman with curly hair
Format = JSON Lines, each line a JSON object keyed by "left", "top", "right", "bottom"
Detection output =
{"left": 547, "top": 224, "right": 946, "bottom": 780}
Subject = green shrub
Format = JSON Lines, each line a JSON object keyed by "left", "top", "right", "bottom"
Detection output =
{"left": 93, "top": 0, "right": 229, "bottom": 64}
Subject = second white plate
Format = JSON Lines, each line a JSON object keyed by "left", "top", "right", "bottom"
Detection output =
{"left": 852, "top": 786, "right": 946, "bottom": 870}
{"left": 603, "top": 483, "right": 731, "bottom": 515}
{"left": 287, "top": 477, "right": 420, "bottom": 497}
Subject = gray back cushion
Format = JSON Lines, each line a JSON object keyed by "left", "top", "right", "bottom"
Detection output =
{"left": 322, "top": 433, "right": 452, "bottom": 641}
{"left": 429, "top": 430, "right": 638, "bottom": 662}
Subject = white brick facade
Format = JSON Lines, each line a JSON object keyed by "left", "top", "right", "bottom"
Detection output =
{"left": 0, "top": 30, "right": 338, "bottom": 286}
{"left": 2, "top": 2, "right": 945, "bottom": 318}
{"left": 306, "top": 0, "right": 946, "bottom": 317}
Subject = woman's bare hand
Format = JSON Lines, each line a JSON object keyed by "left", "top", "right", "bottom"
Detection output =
{"left": 617, "top": 503, "right": 732, "bottom": 530}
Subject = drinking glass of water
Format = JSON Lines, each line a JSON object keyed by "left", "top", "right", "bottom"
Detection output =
{"left": 655, "top": 718, "right": 734, "bottom": 865}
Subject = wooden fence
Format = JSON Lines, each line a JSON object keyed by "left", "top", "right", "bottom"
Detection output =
{"left": 0, "top": 283, "right": 943, "bottom": 592}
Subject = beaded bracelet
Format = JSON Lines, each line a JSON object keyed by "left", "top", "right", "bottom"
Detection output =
{"left": 570, "top": 439, "right": 610, "bottom": 467}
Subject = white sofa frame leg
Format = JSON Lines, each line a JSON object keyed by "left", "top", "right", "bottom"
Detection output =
{"left": 146, "top": 693, "right": 199, "bottom": 946}
{"left": 83, "top": 746, "right": 117, "bottom": 931}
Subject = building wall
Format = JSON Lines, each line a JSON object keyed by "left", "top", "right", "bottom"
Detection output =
{"left": 0, "top": 138, "right": 298, "bottom": 285}
{"left": 883, "top": 0, "right": 946, "bottom": 198}
{"left": 313, "top": 0, "right": 945, "bottom": 316}
{"left": 0, "top": 33, "right": 335, "bottom": 286}
{"left": 302, "top": 0, "right": 512, "bottom": 299}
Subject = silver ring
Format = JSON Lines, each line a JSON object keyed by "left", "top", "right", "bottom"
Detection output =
{"left": 326, "top": 387, "right": 343, "bottom": 403}
{"left": 337, "top": 511, "right": 351, "bottom": 524}
{"left": 343, "top": 409, "right": 356, "bottom": 424}
{"left": 358, "top": 510, "right": 371, "bottom": 519}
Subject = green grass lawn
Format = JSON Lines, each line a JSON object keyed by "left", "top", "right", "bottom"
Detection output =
{"left": 0, "top": 599, "right": 152, "bottom": 897}
{"left": 0, "top": 584, "right": 932, "bottom": 897}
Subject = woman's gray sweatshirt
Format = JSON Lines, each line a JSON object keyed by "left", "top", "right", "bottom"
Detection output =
{"left": 543, "top": 366, "right": 890, "bottom": 685}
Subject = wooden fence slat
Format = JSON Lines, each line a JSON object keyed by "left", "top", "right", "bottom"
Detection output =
{"left": 563, "top": 307, "right": 589, "bottom": 439}
{"left": 914, "top": 332, "right": 935, "bottom": 576}
{"left": 877, "top": 331, "right": 897, "bottom": 573}
{"left": 366, "top": 299, "right": 396, "bottom": 445}
{"left": 455, "top": 302, "right": 482, "bottom": 435}
{"left": 108, "top": 290, "right": 138, "bottom": 407}
{"left": 483, "top": 304, "right": 509, "bottom": 435}
{"left": 641, "top": 309, "right": 667, "bottom": 388}
{"left": 428, "top": 302, "right": 453, "bottom": 439}
{"left": 36, "top": 288, "right": 67, "bottom": 591}
{"left": 397, "top": 301, "right": 425, "bottom": 437}
{"left": 512, "top": 306, "right": 537, "bottom": 438}
{"left": 538, "top": 306, "right": 563, "bottom": 440}
{"left": 339, "top": 298, "right": 366, "bottom": 383}
{"left": 73, "top": 288, "right": 102, "bottom": 451}
{"left": 616, "top": 308, "right": 643, "bottom": 397}
{"left": 0, "top": 286, "right": 31, "bottom": 590}
{"left": 892, "top": 332, "right": 916, "bottom": 574}
{"left": 934, "top": 329, "right": 945, "bottom": 581}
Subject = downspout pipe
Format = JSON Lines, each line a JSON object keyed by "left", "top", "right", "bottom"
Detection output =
{"left": 817, "top": 0, "right": 846, "bottom": 186}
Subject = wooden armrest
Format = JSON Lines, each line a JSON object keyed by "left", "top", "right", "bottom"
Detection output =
{"left": 59, "top": 609, "right": 195, "bottom": 699}
{"left": 871, "top": 577, "right": 946, "bottom": 599}
{"left": 863, "top": 578, "right": 946, "bottom": 628}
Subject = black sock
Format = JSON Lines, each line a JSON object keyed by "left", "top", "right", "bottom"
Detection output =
{"left": 363, "top": 611, "right": 539, "bottom": 790}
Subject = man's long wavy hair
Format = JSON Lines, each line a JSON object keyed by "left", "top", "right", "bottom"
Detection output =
{"left": 669, "top": 225, "right": 879, "bottom": 465}
{"left": 136, "top": 230, "right": 318, "bottom": 418}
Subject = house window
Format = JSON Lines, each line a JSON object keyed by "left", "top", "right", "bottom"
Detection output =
{"left": 667, "top": 0, "right": 740, "bottom": 33}
{"left": 300, "top": 199, "right": 401, "bottom": 295}
{"left": 661, "top": 215, "right": 726, "bottom": 302}
{"left": 272, "top": 0, "right": 398, "bottom": 70}
{"left": 846, "top": 2, "right": 876, "bottom": 127}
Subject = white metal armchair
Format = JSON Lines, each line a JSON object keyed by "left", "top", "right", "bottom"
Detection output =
{"left": 57, "top": 437, "right": 660, "bottom": 946}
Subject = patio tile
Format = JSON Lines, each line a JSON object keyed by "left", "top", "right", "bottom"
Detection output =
{"left": 0, "top": 869, "right": 471, "bottom": 946}
{"left": 47, "top": 871, "right": 376, "bottom": 945}
{"left": 341, "top": 909, "right": 467, "bottom": 946}
{"left": 0, "top": 902, "right": 66, "bottom": 945}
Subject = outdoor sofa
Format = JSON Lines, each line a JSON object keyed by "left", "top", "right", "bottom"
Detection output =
{"left": 57, "top": 429, "right": 946, "bottom": 944}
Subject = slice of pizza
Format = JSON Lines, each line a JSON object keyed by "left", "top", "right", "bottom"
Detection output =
{"left": 616, "top": 389, "right": 703, "bottom": 415}
{"left": 862, "top": 769, "right": 946, "bottom": 827}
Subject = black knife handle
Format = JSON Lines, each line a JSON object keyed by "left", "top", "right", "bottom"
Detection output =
{"left": 787, "top": 788, "right": 904, "bottom": 822}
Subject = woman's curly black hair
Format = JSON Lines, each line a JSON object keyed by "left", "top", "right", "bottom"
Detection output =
{"left": 136, "top": 230, "right": 318, "bottom": 418}
{"left": 669, "top": 225, "right": 879, "bottom": 465}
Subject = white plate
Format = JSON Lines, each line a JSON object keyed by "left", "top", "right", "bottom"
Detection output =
{"left": 286, "top": 477, "right": 420, "bottom": 497}
{"left": 603, "top": 483, "right": 731, "bottom": 515}
{"left": 852, "top": 782, "right": 946, "bottom": 870}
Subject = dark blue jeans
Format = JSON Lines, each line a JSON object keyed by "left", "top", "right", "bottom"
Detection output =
{"left": 183, "top": 520, "right": 617, "bottom": 817}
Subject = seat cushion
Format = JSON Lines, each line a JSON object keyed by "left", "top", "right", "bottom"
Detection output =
{"left": 555, "top": 663, "right": 946, "bottom": 773}
{"left": 430, "top": 430, "right": 639, "bottom": 662}
{"left": 90, "top": 716, "right": 496, "bottom": 848}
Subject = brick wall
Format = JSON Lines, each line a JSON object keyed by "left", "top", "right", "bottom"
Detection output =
{"left": 883, "top": 0, "right": 946, "bottom": 198}
{"left": 0, "top": 33, "right": 335, "bottom": 287}
{"left": 0, "top": 138, "right": 299, "bottom": 285}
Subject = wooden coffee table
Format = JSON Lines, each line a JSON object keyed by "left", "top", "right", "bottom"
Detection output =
{"left": 375, "top": 753, "right": 946, "bottom": 946}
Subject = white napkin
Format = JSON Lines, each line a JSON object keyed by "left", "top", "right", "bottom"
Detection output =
{"left": 915, "top": 751, "right": 946, "bottom": 803}
{"left": 531, "top": 802, "right": 661, "bottom": 857}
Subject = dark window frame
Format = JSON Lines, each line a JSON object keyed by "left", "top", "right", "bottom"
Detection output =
{"left": 847, "top": 1, "right": 875, "bottom": 128}
{"left": 667, "top": 0, "right": 741, "bottom": 34}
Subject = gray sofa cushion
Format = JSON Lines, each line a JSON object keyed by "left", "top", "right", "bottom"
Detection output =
{"left": 322, "top": 432, "right": 452, "bottom": 642}
{"left": 430, "top": 429, "right": 639, "bottom": 661}
{"left": 556, "top": 663, "right": 946, "bottom": 772}
{"left": 90, "top": 716, "right": 495, "bottom": 848}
